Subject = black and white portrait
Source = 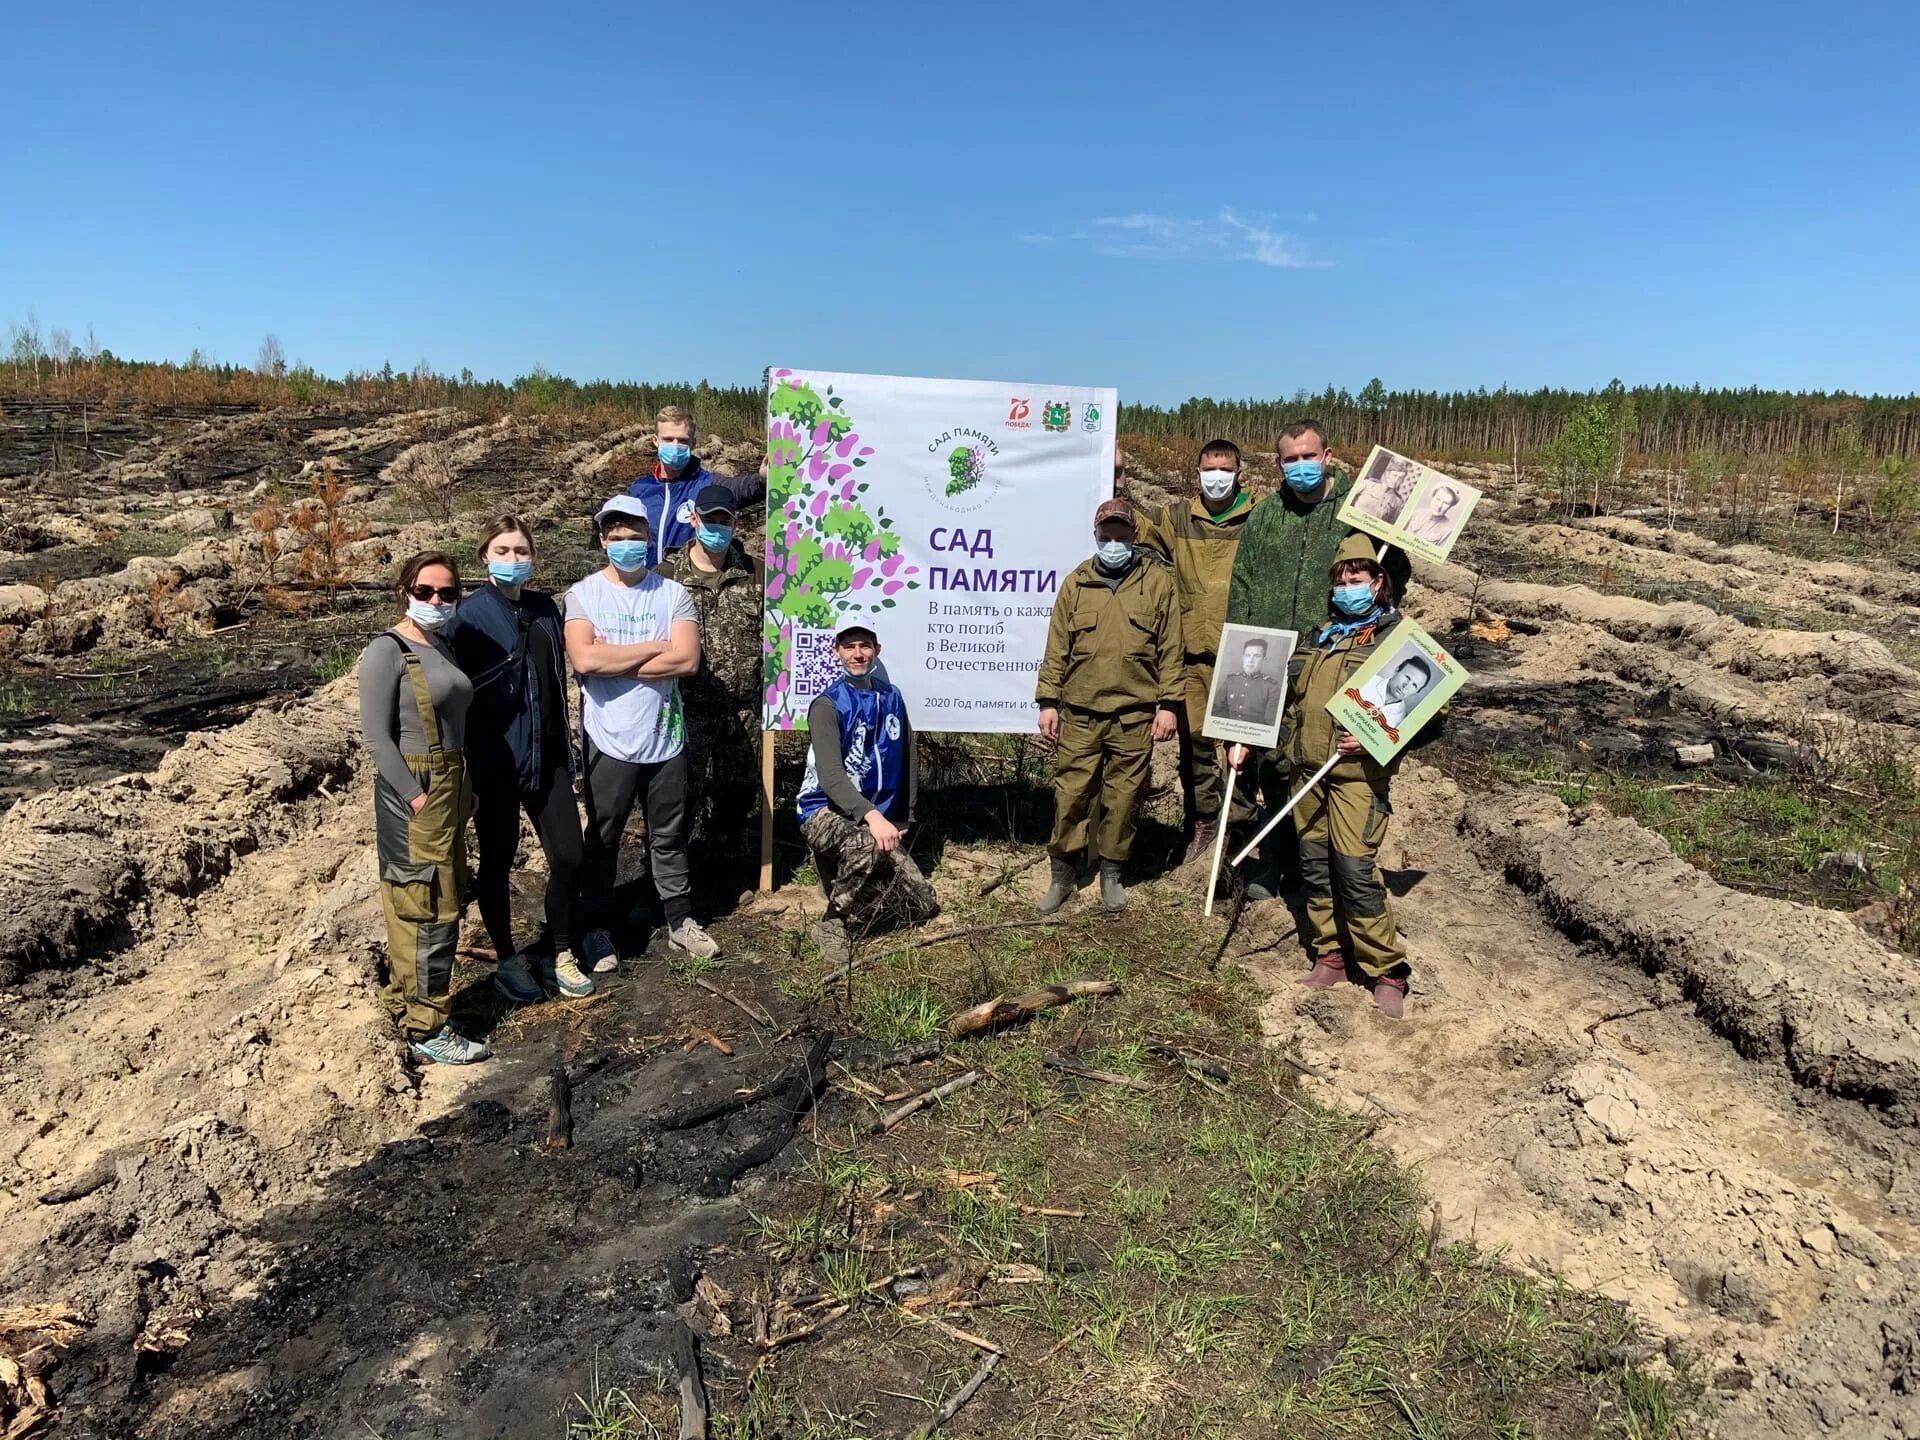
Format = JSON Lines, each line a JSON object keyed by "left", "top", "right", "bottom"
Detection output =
{"left": 1348, "top": 451, "right": 1420, "bottom": 524}
{"left": 1202, "top": 624, "right": 1296, "bottom": 748}
{"left": 1357, "top": 640, "right": 1439, "bottom": 728}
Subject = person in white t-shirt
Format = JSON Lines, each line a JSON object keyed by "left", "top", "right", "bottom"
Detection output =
{"left": 564, "top": 495, "right": 719, "bottom": 967}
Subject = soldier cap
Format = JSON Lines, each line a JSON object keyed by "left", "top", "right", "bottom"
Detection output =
{"left": 1093, "top": 497, "right": 1136, "bottom": 531}
{"left": 1330, "top": 532, "right": 1382, "bottom": 575}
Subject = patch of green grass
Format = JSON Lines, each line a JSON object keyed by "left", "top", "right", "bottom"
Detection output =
{"left": 566, "top": 1377, "right": 668, "bottom": 1440}
{"left": 713, "top": 888, "right": 1700, "bottom": 1438}
{"left": 314, "top": 639, "right": 360, "bottom": 684}
{"left": 854, "top": 979, "right": 943, "bottom": 1044}
{"left": 0, "top": 682, "right": 33, "bottom": 715}
{"left": 818, "top": 1250, "right": 872, "bottom": 1306}
{"left": 1111, "top": 1179, "right": 1170, "bottom": 1222}
{"left": 747, "top": 1208, "right": 830, "bottom": 1263}
{"left": 666, "top": 948, "right": 729, "bottom": 981}
{"left": 1492, "top": 750, "right": 1918, "bottom": 935}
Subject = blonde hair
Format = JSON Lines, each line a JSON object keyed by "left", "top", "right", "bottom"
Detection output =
{"left": 656, "top": 404, "right": 696, "bottom": 440}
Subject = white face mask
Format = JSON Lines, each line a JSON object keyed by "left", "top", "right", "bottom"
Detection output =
{"left": 1199, "top": 467, "right": 1238, "bottom": 501}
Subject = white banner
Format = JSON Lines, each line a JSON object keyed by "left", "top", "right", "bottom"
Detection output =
{"left": 762, "top": 368, "right": 1116, "bottom": 732}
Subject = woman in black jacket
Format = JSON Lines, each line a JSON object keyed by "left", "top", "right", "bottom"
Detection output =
{"left": 444, "top": 516, "right": 594, "bottom": 1002}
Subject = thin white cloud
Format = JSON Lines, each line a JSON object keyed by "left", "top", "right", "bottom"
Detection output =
{"left": 1016, "top": 232, "right": 1057, "bottom": 245}
{"left": 1081, "top": 207, "right": 1322, "bottom": 268}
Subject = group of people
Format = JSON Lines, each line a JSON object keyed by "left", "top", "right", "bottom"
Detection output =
{"left": 357, "top": 412, "right": 1437, "bottom": 1066}
{"left": 356, "top": 407, "right": 771, "bottom": 1065}
{"left": 1030, "top": 421, "right": 1436, "bottom": 1018}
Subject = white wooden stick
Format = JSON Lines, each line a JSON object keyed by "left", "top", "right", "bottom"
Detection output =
{"left": 1203, "top": 765, "right": 1237, "bottom": 917}
{"left": 1229, "top": 753, "right": 1340, "bottom": 867}
{"left": 1376, "top": 540, "right": 1390, "bottom": 562}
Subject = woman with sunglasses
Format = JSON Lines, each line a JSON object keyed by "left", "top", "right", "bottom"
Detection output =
{"left": 357, "top": 550, "right": 487, "bottom": 1065}
{"left": 444, "top": 517, "right": 594, "bottom": 1004}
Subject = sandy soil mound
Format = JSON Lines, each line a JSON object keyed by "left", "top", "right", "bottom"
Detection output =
{"left": 0, "top": 678, "right": 359, "bottom": 984}
{"left": 1240, "top": 762, "right": 1920, "bottom": 1438}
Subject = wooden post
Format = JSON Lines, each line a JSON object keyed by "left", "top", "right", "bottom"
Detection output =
{"left": 1202, "top": 766, "right": 1236, "bottom": 918}
{"left": 1230, "top": 753, "right": 1339, "bottom": 868}
{"left": 758, "top": 730, "right": 776, "bottom": 893}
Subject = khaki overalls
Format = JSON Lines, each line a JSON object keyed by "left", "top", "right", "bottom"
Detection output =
{"left": 376, "top": 639, "right": 473, "bottom": 1038}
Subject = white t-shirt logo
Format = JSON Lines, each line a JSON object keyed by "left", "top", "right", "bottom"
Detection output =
{"left": 675, "top": 499, "right": 697, "bottom": 526}
{"left": 884, "top": 714, "right": 902, "bottom": 741}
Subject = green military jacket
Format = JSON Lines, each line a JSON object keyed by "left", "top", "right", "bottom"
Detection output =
{"left": 1216, "top": 667, "right": 1283, "bottom": 726}
{"left": 1138, "top": 489, "right": 1259, "bottom": 660}
{"left": 659, "top": 541, "right": 764, "bottom": 710}
{"left": 1036, "top": 557, "right": 1184, "bottom": 715}
{"left": 1284, "top": 610, "right": 1446, "bottom": 782}
{"left": 1225, "top": 468, "right": 1413, "bottom": 640}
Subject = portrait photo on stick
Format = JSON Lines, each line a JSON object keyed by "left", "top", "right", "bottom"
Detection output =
{"left": 1337, "top": 446, "right": 1483, "bottom": 564}
{"left": 1323, "top": 617, "right": 1469, "bottom": 765}
{"left": 1202, "top": 623, "right": 1296, "bottom": 749}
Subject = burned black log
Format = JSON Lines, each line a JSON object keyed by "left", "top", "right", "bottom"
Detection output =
{"left": 693, "top": 1033, "right": 833, "bottom": 1197}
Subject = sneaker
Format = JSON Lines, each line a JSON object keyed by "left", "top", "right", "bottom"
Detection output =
{"left": 492, "top": 953, "right": 544, "bottom": 1005}
{"left": 550, "top": 950, "right": 597, "bottom": 999}
{"left": 667, "top": 917, "right": 721, "bottom": 961}
{"left": 810, "top": 918, "right": 851, "bottom": 968}
{"left": 581, "top": 928, "right": 619, "bottom": 974}
{"left": 410, "top": 1027, "right": 492, "bottom": 1065}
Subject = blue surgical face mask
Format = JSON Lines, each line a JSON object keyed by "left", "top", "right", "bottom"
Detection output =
{"left": 657, "top": 441, "right": 692, "bottom": 469}
{"left": 697, "top": 522, "right": 734, "bottom": 552}
{"left": 488, "top": 559, "right": 533, "bottom": 586}
{"left": 1282, "top": 458, "right": 1325, "bottom": 493}
{"left": 1331, "top": 582, "right": 1376, "bottom": 616}
{"left": 407, "top": 597, "right": 455, "bottom": 631}
{"left": 1094, "top": 539, "right": 1135, "bottom": 570}
{"left": 605, "top": 539, "right": 650, "bottom": 573}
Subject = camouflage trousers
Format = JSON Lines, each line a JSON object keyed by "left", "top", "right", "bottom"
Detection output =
{"left": 686, "top": 699, "right": 761, "bottom": 841}
{"left": 800, "top": 808, "right": 941, "bottom": 936}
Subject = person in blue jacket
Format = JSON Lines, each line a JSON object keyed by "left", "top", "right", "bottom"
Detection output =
{"left": 796, "top": 623, "right": 940, "bottom": 966}
{"left": 444, "top": 515, "right": 595, "bottom": 1003}
{"left": 624, "top": 404, "right": 765, "bottom": 566}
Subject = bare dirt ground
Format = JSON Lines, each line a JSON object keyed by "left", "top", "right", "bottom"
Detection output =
{"left": 2, "top": 418, "right": 1917, "bottom": 1436}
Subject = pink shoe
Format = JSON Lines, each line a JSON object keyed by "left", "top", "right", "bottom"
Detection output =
{"left": 1298, "top": 952, "right": 1346, "bottom": 988}
{"left": 1371, "top": 974, "right": 1409, "bottom": 1019}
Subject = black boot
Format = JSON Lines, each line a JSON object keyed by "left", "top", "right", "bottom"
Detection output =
{"left": 1036, "top": 856, "right": 1076, "bottom": 915}
{"left": 1098, "top": 859, "right": 1127, "bottom": 914}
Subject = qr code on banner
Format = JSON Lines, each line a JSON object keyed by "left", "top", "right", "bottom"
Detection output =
{"left": 791, "top": 627, "right": 842, "bottom": 700}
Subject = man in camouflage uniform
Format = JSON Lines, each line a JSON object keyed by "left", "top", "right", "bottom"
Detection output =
{"left": 1139, "top": 437, "right": 1261, "bottom": 862}
{"left": 1035, "top": 497, "right": 1183, "bottom": 914}
{"left": 660, "top": 484, "right": 764, "bottom": 851}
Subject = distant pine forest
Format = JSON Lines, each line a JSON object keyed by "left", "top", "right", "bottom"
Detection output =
{"left": 4, "top": 325, "right": 1916, "bottom": 461}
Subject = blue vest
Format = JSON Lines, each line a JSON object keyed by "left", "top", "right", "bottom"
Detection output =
{"left": 796, "top": 677, "right": 909, "bottom": 822}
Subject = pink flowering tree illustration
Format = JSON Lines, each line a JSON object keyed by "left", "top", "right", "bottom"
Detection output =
{"left": 763, "top": 371, "right": 919, "bottom": 728}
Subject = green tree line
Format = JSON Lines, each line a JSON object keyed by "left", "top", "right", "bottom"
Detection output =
{"left": 8, "top": 313, "right": 1918, "bottom": 461}
{"left": 1120, "top": 381, "right": 1920, "bottom": 460}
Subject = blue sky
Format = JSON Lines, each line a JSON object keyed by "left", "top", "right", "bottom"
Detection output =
{"left": 4, "top": 0, "right": 1917, "bottom": 404}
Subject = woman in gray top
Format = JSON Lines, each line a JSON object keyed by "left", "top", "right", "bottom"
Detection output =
{"left": 356, "top": 550, "right": 485, "bottom": 1065}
